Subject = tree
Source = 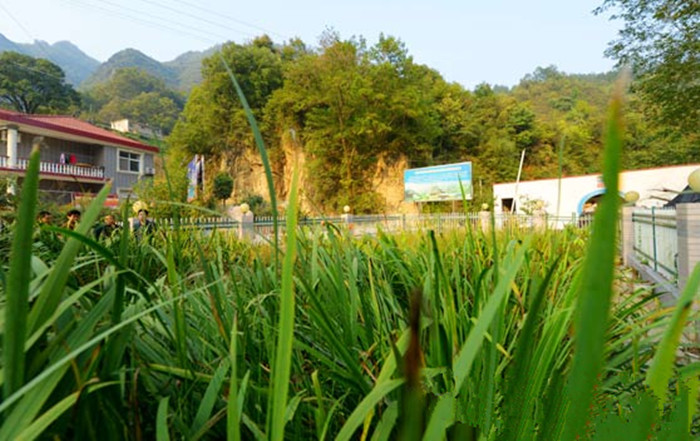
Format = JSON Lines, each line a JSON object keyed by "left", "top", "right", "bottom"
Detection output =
{"left": 213, "top": 173, "right": 234, "bottom": 207}
{"left": 84, "top": 68, "right": 184, "bottom": 134}
{"left": 0, "top": 52, "right": 80, "bottom": 114}
{"left": 595, "top": 0, "right": 699, "bottom": 130}
{"left": 169, "top": 38, "right": 284, "bottom": 156}
{"left": 266, "top": 34, "right": 442, "bottom": 212}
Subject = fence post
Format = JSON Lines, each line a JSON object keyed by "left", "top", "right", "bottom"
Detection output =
{"left": 238, "top": 211, "right": 255, "bottom": 241}
{"left": 341, "top": 213, "right": 354, "bottom": 228}
{"left": 479, "top": 210, "right": 490, "bottom": 231}
{"left": 651, "top": 207, "right": 658, "bottom": 271}
{"left": 621, "top": 206, "right": 635, "bottom": 267}
{"left": 533, "top": 210, "right": 546, "bottom": 232}
{"left": 676, "top": 203, "right": 700, "bottom": 340}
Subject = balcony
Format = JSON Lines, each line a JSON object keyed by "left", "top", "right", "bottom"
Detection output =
{"left": 0, "top": 156, "right": 105, "bottom": 180}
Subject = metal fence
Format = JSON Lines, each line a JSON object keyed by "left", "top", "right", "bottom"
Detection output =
{"left": 632, "top": 207, "right": 678, "bottom": 281}
{"left": 155, "top": 212, "right": 590, "bottom": 238}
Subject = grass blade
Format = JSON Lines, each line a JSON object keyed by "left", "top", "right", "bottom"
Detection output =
{"left": 26, "top": 181, "right": 112, "bottom": 335}
{"left": 217, "top": 52, "right": 279, "bottom": 274}
{"left": 228, "top": 316, "right": 240, "bottom": 441}
{"left": 336, "top": 379, "right": 405, "bottom": 441}
{"left": 14, "top": 382, "right": 116, "bottom": 441}
{"left": 190, "top": 360, "right": 229, "bottom": 437}
{"left": 3, "top": 144, "right": 40, "bottom": 399}
{"left": 452, "top": 238, "right": 530, "bottom": 392}
{"left": 156, "top": 396, "right": 171, "bottom": 441}
{"left": 422, "top": 394, "right": 455, "bottom": 441}
{"left": 562, "top": 89, "right": 624, "bottom": 441}
{"left": 645, "top": 264, "right": 700, "bottom": 408}
{"left": 269, "top": 165, "right": 300, "bottom": 441}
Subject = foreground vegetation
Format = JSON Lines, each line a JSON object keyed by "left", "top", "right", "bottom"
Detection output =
{"left": 1, "top": 133, "right": 699, "bottom": 439}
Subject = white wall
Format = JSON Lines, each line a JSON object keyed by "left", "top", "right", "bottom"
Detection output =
{"left": 493, "top": 164, "right": 700, "bottom": 216}
{"left": 110, "top": 119, "right": 130, "bottom": 133}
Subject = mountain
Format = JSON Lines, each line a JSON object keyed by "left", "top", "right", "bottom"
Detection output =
{"left": 164, "top": 46, "right": 217, "bottom": 92}
{"left": 0, "top": 33, "right": 21, "bottom": 52}
{"left": 0, "top": 33, "right": 214, "bottom": 91}
{"left": 81, "top": 48, "right": 179, "bottom": 90}
{"left": 0, "top": 33, "right": 100, "bottom": 84}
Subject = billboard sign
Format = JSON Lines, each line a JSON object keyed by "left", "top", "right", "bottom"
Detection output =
{"left": 404, "top": 162, "right": 472, "bottom": 202}
{"left": 187, "top": 155, "right": 205, "bottom": 202}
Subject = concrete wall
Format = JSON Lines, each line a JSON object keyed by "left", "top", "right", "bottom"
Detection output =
{"left": 493, "top": 164, "right": 700, "bottom": 215}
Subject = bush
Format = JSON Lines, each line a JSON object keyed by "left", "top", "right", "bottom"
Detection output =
{"left": 213, "top": 172, "right": 234, "bottom": 206}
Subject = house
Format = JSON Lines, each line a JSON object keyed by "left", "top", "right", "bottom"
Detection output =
{"left": 0, "top": 109, "right": 158, "bottom": 205}
{"left": 492, "top": 164, "right": 700, "bottom": 217}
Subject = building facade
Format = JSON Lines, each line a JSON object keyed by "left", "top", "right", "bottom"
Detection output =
{"left": 493, "top": 164, "right": 700, "bottom": 217}
{"left": 0, "top": 109, "right": 158, "bottom": 204}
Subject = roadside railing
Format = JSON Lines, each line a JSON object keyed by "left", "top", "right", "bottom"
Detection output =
{"left": 632, "top": 207, "right": 678, "bottom": 281}
{"left": 154, "top": 212, "right": 591, "bottom": 239}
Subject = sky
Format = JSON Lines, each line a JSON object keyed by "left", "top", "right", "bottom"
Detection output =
{"left": 0, "top": 0, "right": 622, "bottom": 88}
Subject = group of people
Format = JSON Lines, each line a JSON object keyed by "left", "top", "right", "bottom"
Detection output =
{"left": 36, "top": 208, "right": 156, "bottom": 240}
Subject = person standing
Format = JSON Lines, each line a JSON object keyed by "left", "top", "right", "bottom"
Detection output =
{"left": 132, "top": 209, "right": 156, "bottom": 239}
{"left": 95, "top": 214, "right": 121, "bottom": 240}
{"left": 37, "top": 210, "right": 53, "bottom": 225}
{"left": 65, "top": 209, "right": 81, "bottom": 230}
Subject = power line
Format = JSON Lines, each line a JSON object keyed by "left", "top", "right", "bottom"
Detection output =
{"left": 138, "top": 0, "right": 260, "bottom": 39}
{"left": 0, "top": 0, "right": 56, "bottom": 61}
{"left": 61, "top": 0, "right": 222, "bottom": 44}
{"left": 89, "top": 0, "right": 253, "bottom": 41}
{"left": 166, "top": 0, "right": 290, "bottom": 40}
{"left": 0, "top": 0, "right": 72, "bottom": 83}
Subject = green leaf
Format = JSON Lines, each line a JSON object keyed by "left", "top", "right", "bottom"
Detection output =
{"left": 269, "top": 165, "right": 300, "bottom": 441}
{"left": 335, "top": 379, "right": 405, "bottom": 441}
{"left": 27, "top": 181, "right": 112, "bottom": 335}
{"left": 156, "top": 396, "right": 171, "bottom": 441}
{"left": 452, "top": 238, "right": 530, "bottom": 392}
{"left": 3, "top": 145, "right": 40, "bottom": 399}
{"left": 562, "top": 89, "right": 624, "bottom": 441}
{"left": 646, "top": 264, "right": 700, "bottom": 408}
{"left": 422, "top": 394, "right": 455, "bottom": 441}
{"left": 14, "top": 382, "right": 116, "bottom": 441}
{"left": 190, "top": 360, "right": 229, "bottom": 437}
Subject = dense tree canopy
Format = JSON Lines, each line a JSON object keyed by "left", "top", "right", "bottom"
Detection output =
{"left": 167, "top": 32, "right": 696, "bottom": 212}
{"left": 596, "top": 0, "right": 699, "bottom": 130}
{"left": 169, "top": 36, "right": 285, "bottom": 156}
{"left": 83, "top": 67, "right": 184, "bottom": 134}
{"left": 0, "top": 51, "right": 80, "bottom": 114}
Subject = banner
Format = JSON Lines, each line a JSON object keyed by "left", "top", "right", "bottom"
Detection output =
{"left": 187, "top": 155, "right": 205, "bottom": 202}
{"left": 404, "top": 162, "right": 472, "bottom": 202}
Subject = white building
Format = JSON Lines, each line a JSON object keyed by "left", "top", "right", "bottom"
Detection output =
{"left": 492, "top": 164, "right": 700, "bottom": 217}
{"left": 110, "top": 119, "right": 162, "bottom": 139}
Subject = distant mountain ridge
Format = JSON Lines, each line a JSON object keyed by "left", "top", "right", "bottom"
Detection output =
{"left": 0, "top": 33, "right": 99, "bottom": 84}
{"left": 80, "top": 48, "right": 180, "bottom": 90}
{"left": 0, "top": 33, "right": 212, "bottom": 91}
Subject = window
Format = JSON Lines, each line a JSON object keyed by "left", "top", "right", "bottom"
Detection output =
{"left": 118, "top": 150, "right": 141, "bottom": 173}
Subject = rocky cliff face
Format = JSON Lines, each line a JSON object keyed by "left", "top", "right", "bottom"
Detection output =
{"left": 222, "top": 137, "right": 416, "bottom": 214}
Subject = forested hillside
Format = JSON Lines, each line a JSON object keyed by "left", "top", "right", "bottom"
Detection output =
{"left": 167, "top": 32, "right": 697, "bottom": 212}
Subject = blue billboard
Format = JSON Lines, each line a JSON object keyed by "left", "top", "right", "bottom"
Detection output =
{"left": 404, "top": 162, "right": 472, "bottom": 202}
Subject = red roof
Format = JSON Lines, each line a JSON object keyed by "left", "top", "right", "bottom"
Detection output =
{"left": 0, "top": 109, "right": 158, "bottom": 153}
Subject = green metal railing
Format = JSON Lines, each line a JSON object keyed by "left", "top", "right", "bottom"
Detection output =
{"left": 632, "top": 207, "right": 678, "bottom": 281}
